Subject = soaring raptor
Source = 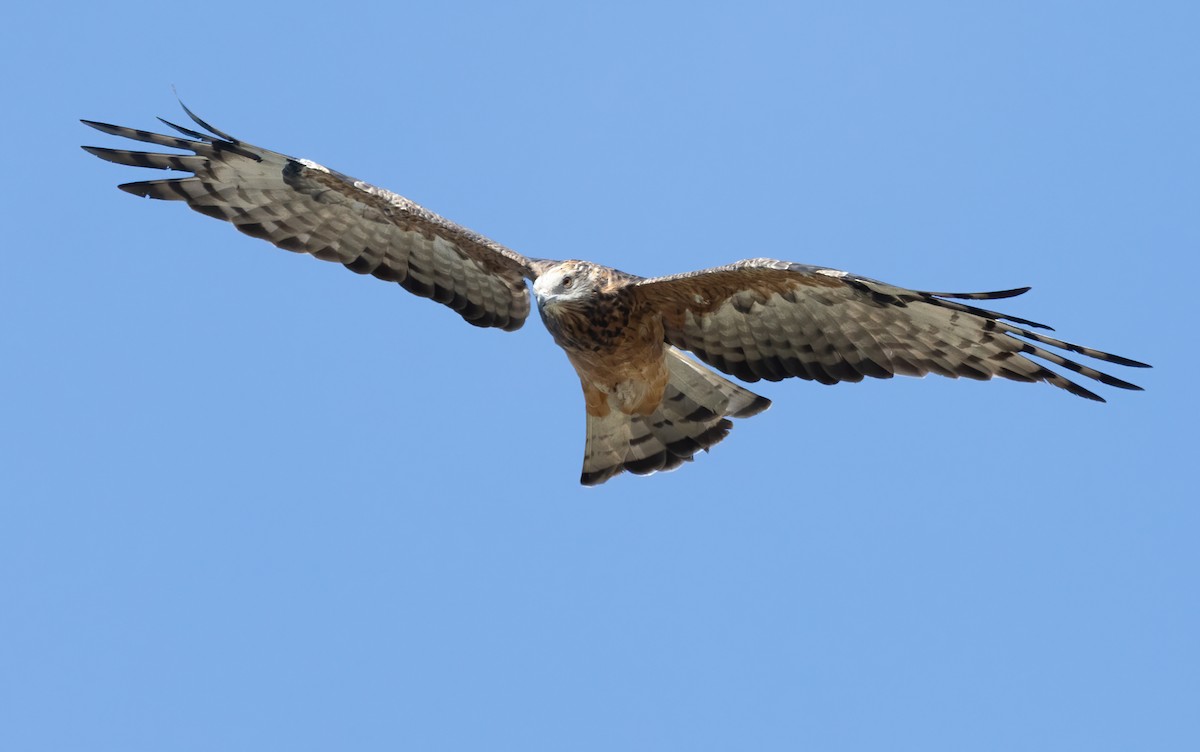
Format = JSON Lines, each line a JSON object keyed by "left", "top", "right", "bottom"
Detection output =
{"left": 82, "top": 103, "right": 1149, "bottom": 485}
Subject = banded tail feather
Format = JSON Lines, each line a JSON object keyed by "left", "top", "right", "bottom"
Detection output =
{"left": 580, "top": 348, "right": 770, "bottom": 485}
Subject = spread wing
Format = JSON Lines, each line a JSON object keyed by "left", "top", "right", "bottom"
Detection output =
{"left": 633, "top": 258, "right": 1149, "bottom": 402}
{"left": 82, "top": 104, "right": 541, "bottom": 331}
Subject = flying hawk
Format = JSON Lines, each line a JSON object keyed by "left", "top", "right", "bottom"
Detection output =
{"left": 82, "top": 103, "right": 1149, "bottom": 485}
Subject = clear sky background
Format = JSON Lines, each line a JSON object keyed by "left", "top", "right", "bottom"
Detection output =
{"left": 1, "top": 2, "right": 1196, "bottom": 750}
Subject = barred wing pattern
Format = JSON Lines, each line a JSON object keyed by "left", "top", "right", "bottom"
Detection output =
{"left": 634, "top": 259, "right": 1149, "bottom": 402}
{"left": 82, "top": 107, "right": 536, "bottom": 331}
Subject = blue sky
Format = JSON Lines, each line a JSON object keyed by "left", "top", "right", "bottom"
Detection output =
{"left": 2, "top": 2, "right": 1196, "bottom": 750}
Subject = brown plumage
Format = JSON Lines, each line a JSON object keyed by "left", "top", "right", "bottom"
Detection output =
{"left": 83, "top": 103, "right": 1150, "bottom": 485}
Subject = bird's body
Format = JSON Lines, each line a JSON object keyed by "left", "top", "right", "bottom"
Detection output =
{"left": 536, "top": 261, "right": 666, "bottom": 417}
{"left": 83, "top": 103, "right": 1149, "bottom": 484}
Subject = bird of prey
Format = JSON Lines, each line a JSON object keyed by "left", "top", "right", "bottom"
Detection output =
{"left": 82, "top": 103, "right": 1149, "bottom": 485}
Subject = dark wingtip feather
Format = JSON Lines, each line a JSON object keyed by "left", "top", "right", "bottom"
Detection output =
{"left": 927, "top": 286, "right": 1032, "bottom": 300}
{"left": 1007, "top": 315, "right": 1054, "bottom": 331}
{"left": 1059, "top": 376, "right": 1106, "bottom": 402}
{"left": 174, "top": 94, "right": 239, "bottom": 143}
{"left": 117, "top": 181, "right": 154, "bottom": 197}
{"left": 81, "top": 119, "right": 122, "bottom": 135}
{"left": 84, "top": 145, "right": 144, "bottom": 168}
{"left": 1092, "top": 372, "right": 1143, "bottom": 391}
{"left": 157, "top": 116, "right": 210, "bottom": 141}
{"left": 116, "top": 179, "right": 195, "bottom": 200}
{"left": 1108, "top": 354, "right": 1152, "bottom": 369}
{"left": 992, "top": 285, "right": 1032, "bottom": 299}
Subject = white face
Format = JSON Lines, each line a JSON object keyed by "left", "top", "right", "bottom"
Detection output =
{"left": 533, "top": 264, "right": 594, "bottom": 307}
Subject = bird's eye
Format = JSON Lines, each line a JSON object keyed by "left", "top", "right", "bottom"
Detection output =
{"left": 561, "top": 276, "right": 573, "bottom": 289}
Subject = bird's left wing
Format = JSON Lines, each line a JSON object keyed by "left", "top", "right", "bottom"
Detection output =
{"left": 632, "top": 258, "right": 1149, "bottom": 401}
{"left": 83, "top": 105, "right": 539, "bottom": 331}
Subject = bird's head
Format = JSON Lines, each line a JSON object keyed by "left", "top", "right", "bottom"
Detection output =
{"left": 533, "top": 261, "right": 603, "bottom": 309}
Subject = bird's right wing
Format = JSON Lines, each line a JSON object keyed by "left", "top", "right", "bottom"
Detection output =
{"left": 83, "top": 103, "right": 539, "bottom": 331}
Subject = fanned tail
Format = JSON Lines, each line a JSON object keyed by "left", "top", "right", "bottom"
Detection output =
{"left": 580, "top": 348, "right": 770, "bottom": 485}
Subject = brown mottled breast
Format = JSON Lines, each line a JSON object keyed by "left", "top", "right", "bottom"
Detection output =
{"left": 541, "top": 284, "right": 671, "bottom": 416}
